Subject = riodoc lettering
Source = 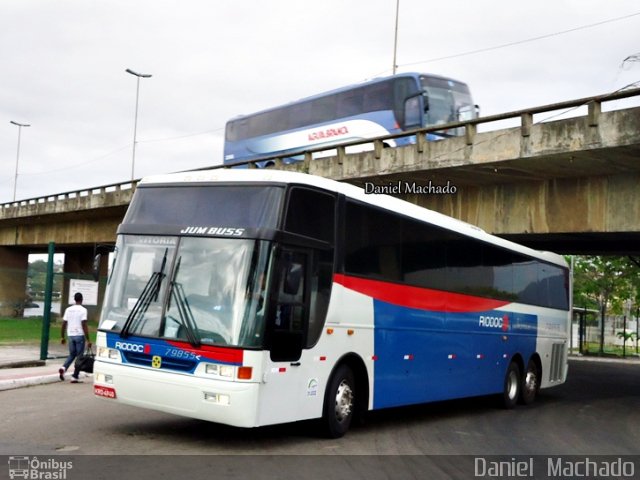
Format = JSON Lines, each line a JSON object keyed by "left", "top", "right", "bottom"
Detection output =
{"left": 479, "top": 315, "right": 510, "bottom": 331}
{"left": 180, "top": 226, "right": 245, "bottom": 237}
{"left": 115, "top": 341, "right": 145, "bottom": 353}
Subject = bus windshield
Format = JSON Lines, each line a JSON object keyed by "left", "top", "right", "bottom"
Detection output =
{"left": 99, "top": 235, "right": 272, "bottom": 348}
{"left": 421, "top": 76, "right": 475, "bottom": 128}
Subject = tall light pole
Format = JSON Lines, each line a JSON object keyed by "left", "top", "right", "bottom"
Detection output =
{"left": 392, "top": 0, "right": 400, "bottom": 75}
{"left": 10, "top": 120, "right": 30, "bottom": 202}
{"left": 125, "top": 68, "right": 152, "bottom": 180}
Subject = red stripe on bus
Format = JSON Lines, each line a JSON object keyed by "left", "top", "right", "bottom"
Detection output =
{"left": 166, "top": 340, "right": 244, "bottom": 365}
{"left": 333, "top": 274, "right": 509, "bottom": 313}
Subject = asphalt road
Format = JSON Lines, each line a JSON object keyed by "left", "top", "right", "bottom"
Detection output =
{"left": 1, "top": 359, "right": 639, "bottom": 479}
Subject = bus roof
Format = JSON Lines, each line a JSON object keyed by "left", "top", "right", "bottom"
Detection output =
{"left": 140, "top": 168, "right": 567, "bottom": 268}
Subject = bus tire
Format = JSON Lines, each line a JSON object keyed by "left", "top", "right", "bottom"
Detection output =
{"left": 502, "top": 362, "right": 521, "bottom": 409}
{"left": 519, "top": 359, "right": 540, "bottom": 405}
{"left": 322, "top": 365, "right": 355, "bottom": 438}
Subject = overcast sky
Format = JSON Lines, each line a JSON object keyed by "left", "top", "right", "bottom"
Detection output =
{"left": 1, "top": 0, "right": 639, "bottom": 203}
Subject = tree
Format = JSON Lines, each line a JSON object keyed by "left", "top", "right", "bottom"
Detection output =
{"left": 28, "top": 260, "right": 49, "bottom": 295}
{"left": 572, "top": 256, "right": 640, "bottom": 354}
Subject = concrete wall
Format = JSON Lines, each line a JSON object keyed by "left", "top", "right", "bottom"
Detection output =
{"left": 406, "top": 172, "right": 640, "bottom": 236}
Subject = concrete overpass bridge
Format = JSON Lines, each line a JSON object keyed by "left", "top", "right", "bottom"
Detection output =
{"left": 1, "top": 87, "right": 639, "bottom": 316}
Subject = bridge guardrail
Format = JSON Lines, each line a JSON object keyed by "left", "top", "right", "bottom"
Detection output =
{"left": 0, "top": 181, "right": 137, "bottom": 219}
{"left": 2, "top": 86, "right": 640, "bottom": 215}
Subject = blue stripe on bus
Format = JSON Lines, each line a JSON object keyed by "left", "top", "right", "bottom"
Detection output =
{"left": 371, "top": 299, "right": 538, "bottom": 409}
{"left": 105, "top": 332, "right": 243, "bottom": 374}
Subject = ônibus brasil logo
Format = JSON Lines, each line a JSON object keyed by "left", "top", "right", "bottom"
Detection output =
{"left": 479, "top": 314, "right": 510, "bottom": 332}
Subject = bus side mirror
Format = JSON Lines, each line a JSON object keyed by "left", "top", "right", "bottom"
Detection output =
{"left": 92, "top": 254, "right": 102, "bottom": 282}
{"left": 284, "top": 262, "right": 303, "bottom": 295}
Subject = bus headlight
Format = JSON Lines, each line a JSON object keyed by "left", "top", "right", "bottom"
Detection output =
{"left": 204, "top": 392, "right": 231, "bottom": 405}
{"left": 95, "top": 373, "right": 114, "bottom": 384}
{"left": 97, "top": 347, "right": 121, "bottom": 361}
{"left": 205, "top": 363, "right": 234, "bottom": 377}
{"left": 204, "top": 363, "right": 253, "bottom": 380}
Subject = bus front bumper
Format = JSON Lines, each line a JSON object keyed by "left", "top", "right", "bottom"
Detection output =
{"left": 93, "top": 360, "right": 260, "bottom": 428}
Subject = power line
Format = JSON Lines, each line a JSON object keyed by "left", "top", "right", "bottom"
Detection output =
{"left": 17, "top": 145, "right": 130, "bottom": 177}
{"left": 7, "top": 125, "right": 224, "bottom": 179}
{"left": 138, "top": 127, "right": 224, "bottom": 144}
{"left": 396, "top": 10, "right": 640, "bottom": 71}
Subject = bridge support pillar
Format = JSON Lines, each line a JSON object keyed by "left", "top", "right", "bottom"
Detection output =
{"left": 0, "top": 247, "right": 29, "bottom": 317}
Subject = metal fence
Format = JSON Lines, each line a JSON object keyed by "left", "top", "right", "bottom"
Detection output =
{"left": 572, "top": 309, "right": 640, "bottom": 358}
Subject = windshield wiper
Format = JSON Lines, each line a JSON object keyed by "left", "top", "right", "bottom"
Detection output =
{"left": 120, "top": 248, "right": 168, "bottom": 338}
{"left": 168, "top": 257, "right": 201, "bottom": 347}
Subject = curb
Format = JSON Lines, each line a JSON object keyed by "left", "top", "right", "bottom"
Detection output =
{"left": 569, "top": 354, "right": 640, "bottom": 365}
{"left": 0, "top": 373, "right": 62, "bottom": 391}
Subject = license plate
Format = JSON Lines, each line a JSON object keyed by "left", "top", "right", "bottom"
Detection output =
{"left": 94, "top": 385, "right": 117, "bottom": 399}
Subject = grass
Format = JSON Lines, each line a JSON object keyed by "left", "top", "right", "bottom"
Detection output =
{"left": 573, "top": 341, "right": 640, "bottom": 358}
{"left": 0, "top": 316, "right": 97, "bottom": 345}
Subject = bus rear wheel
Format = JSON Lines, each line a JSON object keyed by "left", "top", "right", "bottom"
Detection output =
{"left": 322, "top": 365, "right": 355, "bottom": 438}
{"left": 502, "top": 362, "right": 521, "bottom": 409}
{"left": 519, "top": 359, "right": 540, "bottom": 405}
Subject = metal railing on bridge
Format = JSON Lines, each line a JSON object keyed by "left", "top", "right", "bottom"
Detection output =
{"left": 2, "top": 86, "right": 639, "bottom": 216}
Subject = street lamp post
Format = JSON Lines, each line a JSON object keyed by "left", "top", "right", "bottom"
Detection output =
{"left": 392, "top": 0, "right": 400, "bottom": 75}
{"left": 125, "top": 68, "right": 152, "bottom": 180}
{"left": 10, "top": 120, "right": 31, "bottom": 202}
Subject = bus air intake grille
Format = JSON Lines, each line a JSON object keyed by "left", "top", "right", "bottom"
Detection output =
{"left": 122, "top": 352, "right": 197, "bottom": 372}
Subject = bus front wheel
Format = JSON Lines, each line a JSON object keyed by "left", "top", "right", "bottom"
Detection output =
{"left": 322, "top": 365, "right": 355, "bottom": 438}
{"left": 502, "top": 362, "right": 521, "bottom": 409}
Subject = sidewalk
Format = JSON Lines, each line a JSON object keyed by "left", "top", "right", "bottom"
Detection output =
{"left": 0, "top": 343, "right": 91, "bottom": 391}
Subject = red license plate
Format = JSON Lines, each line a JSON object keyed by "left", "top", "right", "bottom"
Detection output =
{"left": 94, "top": 385, "right": 117, "bottom": 399}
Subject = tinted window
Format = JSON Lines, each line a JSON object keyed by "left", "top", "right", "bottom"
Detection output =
{"left": 124, "top": 185, "right": 284, "bottom": 229}
{"left": 401, "top": 219, "right": 448, "bottom": 290}
{"left": 343, "top": 200, "right": 569, "bottom": 310}
{"left": 539, "top": 263, "right": 569, "bottom": 310}
{"left": 344, "top": 202, "right": 401, "bottom": 281}
{"left": 445, "top": 237, "right": 484, "bottom": 295}
{"left": 363, "top": 81, "right": 392, "bottom": 112}
{"left": 337, "top": 90, "right": 364, "bottom": 117}
{"left": 483, "top": 247, "right": 516, "bottom": 301}
{"left": 226, "top": 78, "right": 411, "bottom": 142}
{"left": 309, "top": 96, "right": 337, "bottom": 124}
{"left": 284, "top": 188, "right": 335, "bottom": 243}
{"left": 513, "top": 256, "right": 540, "bottom": 305}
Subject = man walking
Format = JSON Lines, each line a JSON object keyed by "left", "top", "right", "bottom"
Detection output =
{"left": 59, "top": 292, "right": 91, "bottom": 383}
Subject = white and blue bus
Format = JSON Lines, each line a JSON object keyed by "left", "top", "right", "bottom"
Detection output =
{"left": 223, "top": 73, "right": 478, "bottom": 166}
{"left": 94, "top": 169, "right": 570, "bottom": 437}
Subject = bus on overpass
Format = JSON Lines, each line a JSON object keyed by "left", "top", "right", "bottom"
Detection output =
{"left": 223, "top": 72, "right": 478, "bottom": 166}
